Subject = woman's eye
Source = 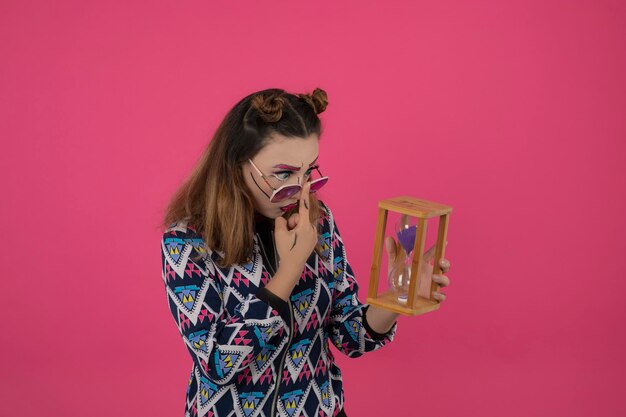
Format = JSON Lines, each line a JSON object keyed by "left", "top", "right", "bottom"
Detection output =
{"left": 273, "top": 172, "right": 291, "bottom": 181}
{"left": 305, "top": 166, "right": 318, "bottom": 177}
{"left": 272, "top": 167, "right": 316, "bottom": 182}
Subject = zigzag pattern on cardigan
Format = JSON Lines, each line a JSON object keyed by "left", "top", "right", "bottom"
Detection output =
{"left": 161, "top": 200, "right": 398, "bottom": 417}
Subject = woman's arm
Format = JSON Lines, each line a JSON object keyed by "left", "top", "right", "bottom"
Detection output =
{"left": 321, "top": 201, "right": 398, "bottom": 357}
{"left": 161, "top": 224, "right": 291, "bottom": 384}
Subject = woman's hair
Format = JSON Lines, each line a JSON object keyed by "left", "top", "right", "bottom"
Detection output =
{"left": 161, "top": 87, "right": 329, "bottom": 268}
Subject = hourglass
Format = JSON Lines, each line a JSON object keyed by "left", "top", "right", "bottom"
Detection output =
{"left": 366, "top": 196, "right": 452, "bottom": 316}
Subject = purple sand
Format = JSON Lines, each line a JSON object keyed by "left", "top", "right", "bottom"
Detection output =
{"left": 396, "top": 225, "right": 417, "bottom": 254}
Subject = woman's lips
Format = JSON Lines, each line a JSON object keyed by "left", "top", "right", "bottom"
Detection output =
{"left": 279, "top": 203, "right": 298, "bottom": 212}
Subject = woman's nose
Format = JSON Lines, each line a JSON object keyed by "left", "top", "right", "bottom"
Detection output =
{"left": 292, "top": 187, "right": 303, "bottom": 201}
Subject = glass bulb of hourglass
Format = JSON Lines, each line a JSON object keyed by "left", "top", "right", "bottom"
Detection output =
{"left": 388, "top": 260, "right": 412, "bottom": 303}
{"left": 387, "top": 215, "right": 418, "bottom": 304}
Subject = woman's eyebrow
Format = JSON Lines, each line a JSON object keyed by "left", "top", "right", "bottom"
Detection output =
{"left": 273, "top": 155, "right": 319, "bottom": 171}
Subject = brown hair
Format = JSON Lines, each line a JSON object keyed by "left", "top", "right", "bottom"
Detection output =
{"left": 160, "top": 87, "right": 329, "bottom": 268}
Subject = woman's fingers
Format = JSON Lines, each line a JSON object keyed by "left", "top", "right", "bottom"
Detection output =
{"left": 299, "top": 181, "right": 310, "bottom": 214}
{"left": 433, "top": 291, "right": 447, "bottom": 301}
{"left": 297, "top": 182, "right": 311, "bottom": 230}
{"left": 274, "top": 215, "right": 288, "bottom": 235}
{"left": 385, "top": 236, "right": 397, "bottom": 259}
{"left": 424, "top": 243, "right": 436, "bottom": 259}
{"left": 439, "top": 258, "right": 450, "bottom": 272}
{"left": 432, "top": 274, "right": 450, "bottom": 287}
{"left": 287, "top": 213, "right": 300, "bottom": 230}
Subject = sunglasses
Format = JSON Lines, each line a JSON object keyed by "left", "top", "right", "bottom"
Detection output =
{"left": 248, "top": 158, "right": 329, "bottom": 203}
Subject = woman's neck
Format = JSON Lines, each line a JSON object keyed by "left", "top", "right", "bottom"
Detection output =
{"left": 253, "top": 210, "right": 275, "bottom": 226}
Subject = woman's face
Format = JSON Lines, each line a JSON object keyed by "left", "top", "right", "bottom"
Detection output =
{"left": 243, "top": 132, "right": 320, "bottom": 219}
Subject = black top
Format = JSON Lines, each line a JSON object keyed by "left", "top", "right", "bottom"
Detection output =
{"left": 253, "top": 211, "right": 278, "bottom": 274}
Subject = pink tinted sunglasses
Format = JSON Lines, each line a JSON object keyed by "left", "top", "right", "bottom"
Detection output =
{"left": 248, "top": 158, "right": 329, "bottom": 203}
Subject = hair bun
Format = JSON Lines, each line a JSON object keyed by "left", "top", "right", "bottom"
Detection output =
{"left": 299, "top": 88, "right": 328, "bottom": 114}
{"left": 250, "top": 93, "right": 285, "bottom": 123}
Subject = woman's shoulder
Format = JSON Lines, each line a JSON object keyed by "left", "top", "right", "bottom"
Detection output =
{"left": 317, "top": 198, "right": 336, "bottom": 226}
{"left": 164, "top": 217, "right": 197, "bottom": 237}
{"left": 162, "top": 217, "right": 221, "bottom": 261}
{"left": 162, "top": 218, "right": 204, "bottom": 249}
{"left": 317, "top": 198, "right": 331, "bottom": 217}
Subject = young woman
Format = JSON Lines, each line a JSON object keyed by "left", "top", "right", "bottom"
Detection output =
{"left": 160, "top": 88, "right": 451, "bottom": 417}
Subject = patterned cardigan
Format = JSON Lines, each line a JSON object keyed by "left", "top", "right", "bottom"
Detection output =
{"left": 160, "top": 200, "right": 398, "bottom": 417}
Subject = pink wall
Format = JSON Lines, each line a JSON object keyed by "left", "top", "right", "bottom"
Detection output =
{"left": 1, "top": 1, "right": 625, "bottom": 416}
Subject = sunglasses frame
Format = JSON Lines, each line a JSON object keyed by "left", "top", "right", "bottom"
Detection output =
{"left": 248, "top": 158, "right": 329, "bottom": 203}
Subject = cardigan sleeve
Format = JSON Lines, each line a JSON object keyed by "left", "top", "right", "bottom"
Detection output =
{"left": 161, "top": 223, "right": 291, "bottom": 384}
{"left": 321, "top": 202, "right": 398, "bottom": 358}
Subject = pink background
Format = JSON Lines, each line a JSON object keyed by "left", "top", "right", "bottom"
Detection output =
{"left": 1, "top": 1, "right": 625, "bottom": 416}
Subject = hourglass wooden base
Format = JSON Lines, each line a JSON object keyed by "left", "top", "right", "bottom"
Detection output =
{"left": 366, "top": 196, "right": 452, "bottom": 316}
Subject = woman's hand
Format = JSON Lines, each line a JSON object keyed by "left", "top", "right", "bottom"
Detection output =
{"left": 274, "top": 181, "right": 318, "bottom": 271}
{"left": 384, "top": 236, "right": 451, "bottom": 302}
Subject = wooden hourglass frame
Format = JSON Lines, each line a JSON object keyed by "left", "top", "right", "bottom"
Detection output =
{"left": 366, "top": 196, "right": 452, "bottom": 316}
